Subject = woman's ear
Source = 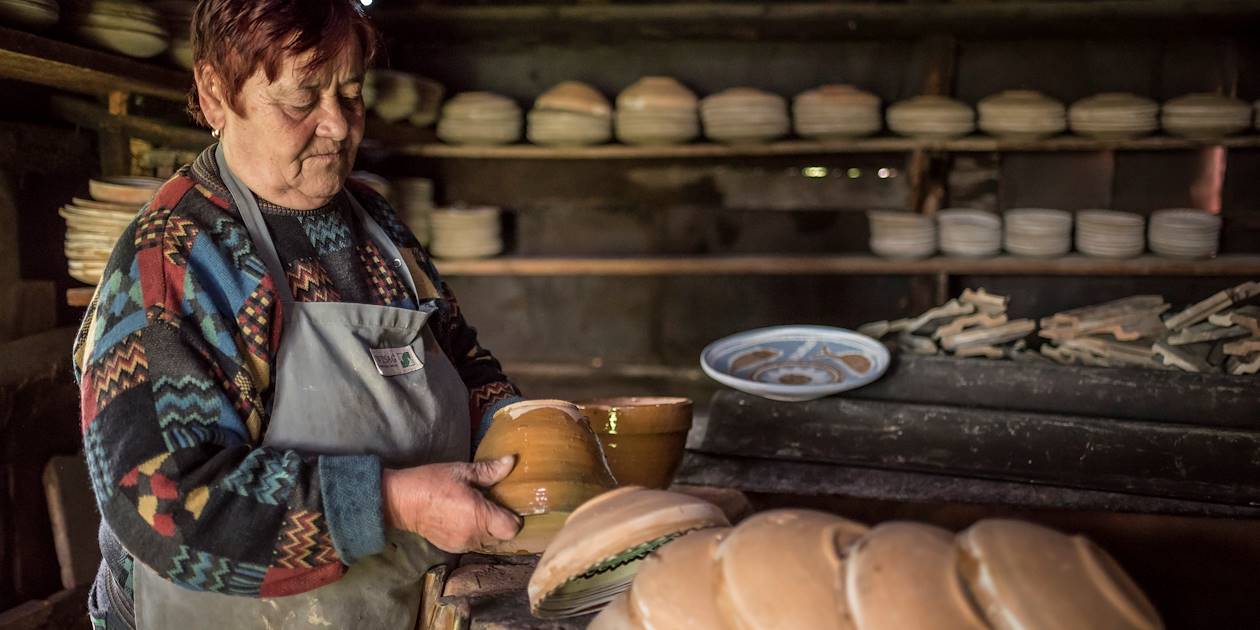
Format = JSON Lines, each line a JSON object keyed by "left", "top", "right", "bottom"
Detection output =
{"left": 195, "top": 63, "right": 228, "bottom": 132}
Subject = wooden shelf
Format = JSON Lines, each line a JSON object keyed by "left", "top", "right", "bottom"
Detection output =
{"left": 431, "top": 254, "right": 1260, "bottom": 277}
{"left": 0, "top": 26, "right": 188, "bottom": 101}
{"left": 398, "top": 134, "right": 1260, "bottom": 160}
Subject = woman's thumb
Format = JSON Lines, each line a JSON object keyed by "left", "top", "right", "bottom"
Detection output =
{"left": 469, "top": 455, "right": 516, "bottom": 487}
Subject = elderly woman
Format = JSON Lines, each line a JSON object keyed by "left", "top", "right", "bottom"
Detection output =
{"left": 73, "top": 0, "right": 525, "bottom": 627}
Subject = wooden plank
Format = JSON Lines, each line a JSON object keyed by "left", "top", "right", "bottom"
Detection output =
{"left": 42, "top": 456, "right": 101, "bottom": 590}
{"left": 673, "top": 451, "right": 1260, "bottom": 518}
{"left": 692, "top": 390, "right": 1260, "bottom": 505}
{"left": 0, "top": 281, "right": 55, "bottom": 344}
{"left": 0, "top": 26, "right": 187, "bottom": 102}
{"left": 50, "top": 97, "right": 211, "bottom": 150}
{"left": 847, "top": 354, "right": 1260, "bottom": 429}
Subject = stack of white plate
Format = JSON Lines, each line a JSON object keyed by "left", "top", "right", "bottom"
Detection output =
{"left": 150, "top": 0, "right": 192, "bottom": 69}
{"left": 792, "top": 85, "right": 882, "bottom": 139}
{"left": 700, "top": 88, "right": 789, "bottom": 144}
{"left": 937, "top": 209, "right": 1002, "bottom": 257}
{"left": 366, "top": 70, "right": 445, "bottom": 127}
{"left": 0, "top": 0, "right": 59, "bottom": 30}
{"left": 1161, "top": 93, "right": 1251, "bottom": 138}
{"left": 1068, "top": 93, "right": 1159, "bottom": 140}
{"left": 1148, "top": 209, "right": 1221, "bottom": 259}
{"left": 393, "top": 177, "right": 434, "bottom": 246}
{"left": 1075, "top": 210, "right": 1145, "bottom": 258}
{"left": 437, "top": 92, "right": 522, "bottom": 146}
{"left": 978, "top": 90, "right": 1066, "bottom": 140}
{"left": 66, "top": 0, "right": 169, "bottom": 58}
{"left": 887, "top": 96, "right": 975, "bottom": 139}
{"left": 868, "top": 211, "right": 937, "bottom": 259}
{"left": 527, "top": 81, "right": 612, "bottom": 147}
{"left": 1004, "top": 208, "right": 1073, "bottom": 257}
{"left": 60, "top": 176, "right": 161, "bottom": 284}
{"left": 615, "top": 77, "right": 700, "bottom": 146}
{"left": 430, "top": 206, "right": 502, "bottom": 260}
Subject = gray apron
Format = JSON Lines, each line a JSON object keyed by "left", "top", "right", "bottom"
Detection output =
{"left": 133, "top": 145, "right": 469, "bottom": 629}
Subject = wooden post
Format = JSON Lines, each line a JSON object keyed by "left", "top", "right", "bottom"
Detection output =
{"left": 98, "top": 90, "right": 132, "bottom": 176}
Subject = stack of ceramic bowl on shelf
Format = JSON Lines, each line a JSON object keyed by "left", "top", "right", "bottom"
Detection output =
{"left": 1148, "top": 209, "right": 1221, "bottom": 259}
{"left": 1004, "top": 208, "right": 1073, "bottom": 257}
{"left": 978, "top": 89, "right": 1067, "bottom": 140}
{"left": 65, "top": 0, "right": 169, "bottom": 58}
{"left": 0, "top": 0, "right": 59, "bottom": 30}
{"left": 429, "top": 205, "right": 502, "bottom": 259}
{"left": 391, "top": 177, "right": 433, "bottom": 246}
{"left": 699, "top": 87, "right": 790, "bottom": 144}
{"left": 1075, "top": 210, "right": 1146, "bottom": 259}
{"left": 868, "top": 211, "right": 937, "bottom": 259}
{"left": 365, "top": 70, "right": 445, "bottom": 126}
{"left": 614, "top": 77, "right": 700, "bottom": 145}
{"left": 436, "top": 91, "right": 522, "bottom": 145}
{"left": 1161, "top": 92, "right": 1252, "bottom": 138}
{"left": 887, "top": 95, "right": 975, "bottom": 139}
{"left": 1068, "top": 93, "right": 1160, "bottom": 140}
{"left": 937, "top": 209, "right": 1002, "bottom": 257}
{"left": 526, "top": 81, "right": 613, "bottom": 147}
{"left": 150, "top": 0, "right": 193, "bottom": 69}
{"left": 61, "top": 176, "right": 162, "bottom": 285}
{"left": 792, "top": 84, "right": 883, "bottom": 139}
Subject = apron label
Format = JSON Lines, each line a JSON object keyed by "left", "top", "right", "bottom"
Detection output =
{"left": 370, "top": 346, "right": 424, "bottom": 376}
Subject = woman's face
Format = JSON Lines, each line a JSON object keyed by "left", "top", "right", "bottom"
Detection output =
{"left": 211, "top": 45, "right": 366, "bottom": 210}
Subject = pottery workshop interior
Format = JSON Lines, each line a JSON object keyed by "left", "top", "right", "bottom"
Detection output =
{"left": 4, "top": 0, "right": 1260, "bottom": 628}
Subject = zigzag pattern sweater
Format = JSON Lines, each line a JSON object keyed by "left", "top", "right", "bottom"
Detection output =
{"left": 74, "top": 147, "right": 521, "bottom": 624}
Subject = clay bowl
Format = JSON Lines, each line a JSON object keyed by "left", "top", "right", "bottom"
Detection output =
{"left": 845, "top": 522, "right": 988, "bottom": 630}
{"left": 627, "top": 527, "right": 731, "bottom": 630}
{"left": 617, "top": 76, "right": 698, "bottom": 112}
{"left": 536, "top": 80, "right": 612, "bottom": 118}
{"left": 956, "top": 519, "right": 1162, "bottom": 630}
{"left": 714, "top": 509, "right": 868, "bottom": 630}
{"left": 89, "top": 176, "right": 163, "bottom": 205}
{"left": 579, "top": 397, "right": 693, "bottom": 489}
{"left": 528, "top": 486, "right": 730, "bottom": 619}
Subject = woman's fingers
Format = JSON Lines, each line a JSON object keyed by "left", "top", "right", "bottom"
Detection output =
{"left": 466, "top": 455, "right": 516, "bottom": 488}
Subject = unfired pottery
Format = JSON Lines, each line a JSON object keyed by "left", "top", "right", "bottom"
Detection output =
{"left": 627, "top": 527, "right": 731, "bottom": 630}
{"left": 617, "top": 76, "right": 698, "bottom": 112}
{"left": 579, "top": 397, "right": 693, "bottom": 489}
{"left": 535, "top": 81, "right": 612, "bottom": 118}
{"left": 88, "top": 176, "right": 163, "bottom": 205}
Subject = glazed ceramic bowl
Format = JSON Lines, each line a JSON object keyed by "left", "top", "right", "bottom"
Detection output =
{"left": 627, "top": 527, "right": 731, "bottom": 630}
{"left": 528, "top": 486, "right": 730, "bottom": 619}
{"left": 579, "top": 397, "right": 693, "bottom": 489}
{"left": 700, "top": 325, "right": 890, "bottom": 402}
{"left": 714, "top": 509, "right": 868, "bottom": 630}
{"left": 956, "top": 519, "right": 1162, "bottom": 630}
{"left": 89, "top": 176, "right": 163, "bottom": 205}
{"left": 846, "top": 522, "right": 988, "bottom": 630}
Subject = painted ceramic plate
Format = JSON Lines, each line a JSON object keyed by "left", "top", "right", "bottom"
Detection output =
{"left": 700, "top": 325, "right": 890, "bottom": 401}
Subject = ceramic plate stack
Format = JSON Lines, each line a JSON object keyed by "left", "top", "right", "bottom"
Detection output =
{"left": 66, "top": 0, "right": 169, "bottom": 58}
{"left": 887, "top": 95, "right": 975, "bottom": 139}
{"left": 393, "top": 177, "right": 433, "bottom": 246}
{"left": 615, "top": 77, "right": 700, "bottom": 146}
{"left": 61, "top": 176, "right": 161, "bottom": 284}
{"left": 436, "top": 92, "right": 521, "bottom": 146}
{"left": 938, "top": 209, "right": 1002, "bottom": 257}
{"left": 430, "top": 206, "right": 502, "bottom": 259}
{"left": 1075, "top": 210, "right": 1145, "bottom": 259}
{"left": 1068, "top": 93, "right": 1159, "bottom": 140}
{"left": 1161, "top": 93, "right": 1251, "bottom": 138}
{"left": 1004, "top": 208, "right": 1073, "bottom": 257}
{"left": 699, "top": 87, "right": 789, "bottom": 144}
{"left": 150, "top": 0, "right": 192, "bottom": 69}
{"left": 366, "top": 70, "right": 445, "bottom": 127}
{"left": 978, "top": 90, "right": 1066, "bottom": 140}
{"left": 868, "top": 211, "right": 937, "bottom": 259}
{"left": 527, "top": 81, "right": 613, "bottom": 147}
{"left": 1148, "top": 209, "right": 1221, "bottom": 259}
{"left": 792, "top": 84, "right": 882, "bottom": 139}
{"left": 0, "top": 0, "right": 58, "bottom": 30}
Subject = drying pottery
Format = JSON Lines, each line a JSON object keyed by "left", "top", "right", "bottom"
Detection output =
{"left": 536, "top": 80, "right": 612, "bottom": 117}
{"left": 617, "top": 76, "right": 699, "bottom": 112}
{"left": 701, "top": 325, "right": 890, "bottom": 402}
{"left": 846, "top": 522, "right": 987, "bottom": 630}
{"left": 588, "top": 593, "right": 643, "bottom": 630}
{"left": 88, "top": 176, "right": 162, "bottom": 205}
{"left": 579, "top": 397, "right": 693, "bottom": 489}
{"left": 528, "top": 486, "right": 730, "bottom": 619}
{"left": 956, "top": 519, "right": 1163, "bottom": 630}
{"left": 627, "top": 527, "right": 731, "bottom": 630}
{"left": 714, "top": 509, "right": 868, "bottom": 630}
{"left": 0, "top": 0, "right": 59, "bottom": 30}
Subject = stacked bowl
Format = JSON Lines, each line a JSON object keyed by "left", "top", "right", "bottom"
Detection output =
{"left": 61, "top": 176, "right": 161, "bottom": 284}
{"left": 978, "top": 90, "right": 1067, "bottom": 140}
{"left": 887, "top": 95, "right": 975, "bottom": 139}
{"left": 392, "top": 177, "right": 433, "bottom": 246}
{"left": 1075, "top": 210, "right": 1146, "bottom": 259}
{"left": 151, "top": 0, "right": 193, "bottom": 69}
{"left": 868, "top": 211, "right": 937, "bottom": 259}
{"left": 366, "top": 70, "right": 445, "bottom": 127}
{"left": 614, "top": 77, "right": 700, "bottom": 146}
{"left": 527, "top": 81, "right": 613, "bottom": 147}
{"left": 793, "top": 85, "right": 882, "bottom": 139}
{"left": 1068, "top": 93, "right": 1159, "bottom": 140}
{"left": 1148, "top": 209, "right": 1221, "bottom": 259}
{"left": 1161, "top": 93, "right": 1252, "bottom": 138}
{"left": 1004, "top": 208, "right": 1073, "bottom": 257}
{"left": 436, "top": 92, "right": 522, "bottom": 145}
{"left": 937, "top": 209, "right": 1002, "bottom": 257}
{"left": 699, "top": 87, "right": 790, "bottom": 144}
{"left": 0, "top": 0, "right": 59, "bottom": 30}
{"left": 65, "top": 0, "right": 169, "bottom": 58}
{"left": 429, "top": 206, "right": 503, "bottom": 259}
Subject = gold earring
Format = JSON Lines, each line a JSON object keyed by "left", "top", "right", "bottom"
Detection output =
{"left": 212, "top": 128, "right": 220, "bottom": 138}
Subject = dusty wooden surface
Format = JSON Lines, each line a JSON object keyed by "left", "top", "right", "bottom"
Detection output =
{"left": 0, "top": 26, "right": 187, "bottom": 101}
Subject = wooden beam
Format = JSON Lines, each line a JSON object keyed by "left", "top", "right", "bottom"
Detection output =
{"left": 50, "top": 97, "right": 211, "bottom": 150}
{"left": 0, "top": 26, "right": 187, "bottom": 102}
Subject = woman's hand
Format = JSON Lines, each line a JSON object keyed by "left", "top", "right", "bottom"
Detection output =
{"left": 381, "top": 456, "right": 522, "bottom": 553}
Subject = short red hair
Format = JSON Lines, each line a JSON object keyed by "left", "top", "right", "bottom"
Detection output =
{"left": 187, "top": 0, "right": 380, "bottom": 127}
